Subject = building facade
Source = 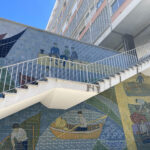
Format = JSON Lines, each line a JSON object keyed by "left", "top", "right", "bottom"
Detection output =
{"left": 46, "top": 0, "right": 150, "bottom": 52}
{"left": 0, "top": 9, "right": 150, "bottom": 150}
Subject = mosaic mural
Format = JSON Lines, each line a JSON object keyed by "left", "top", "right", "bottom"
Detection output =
{"left": 126, "top": 73, "right": 150, "bottom": 150}
{"left": 0, "top": 30, "right": 26, "bottom": 58}
{"left": 0, "top": 86, "right": 127, "bottom": 150}
{"left": 114, "top": 72, "right": 150, "bottom": 150}
{"left": 0, "top": 18, "right": 150, "bottom": 150}
{"left": 0, "top": 18, "right": 117, "bottom": 67}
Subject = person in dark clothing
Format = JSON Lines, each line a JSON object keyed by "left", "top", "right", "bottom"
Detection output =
{"left": 136, "top": 73, "right": 144, "bottom": 85}
{"left": 70, "top": 47, "right": 78, "bottom": 61}
{"left": 49, "top": 42, "right": 60, "bottom": 58}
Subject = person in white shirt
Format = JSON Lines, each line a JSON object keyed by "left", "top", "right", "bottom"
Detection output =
{"left": 11, "top": 123, "right": 28, "bottom": 150}
{"left": 76, "top": 111, "right": 88, "bottom": 131}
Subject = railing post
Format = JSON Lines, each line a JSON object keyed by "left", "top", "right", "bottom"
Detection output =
{"left": 49, "top": 57, "right": 51, "bottom": 78}
{"left": 86, "top": 65, "right": 89, "bottom": 83}
{"left": 15, "top": 64, "right": 19, "bottom": 88}
{"left": 9, "top": 66, "right": 14, "bottom": 90}
{"left": 3, "top": 67, "right": 8, "bottom": 92}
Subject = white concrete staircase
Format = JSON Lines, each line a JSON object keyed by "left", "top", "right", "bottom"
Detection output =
{"left": 0, "top": 45, "right": 150, "bottom": 119}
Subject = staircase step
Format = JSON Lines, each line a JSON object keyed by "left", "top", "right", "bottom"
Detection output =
{"left": 16, "top": 87, "right": 28, "bottom": 93}
{"left": 30, "top": 81, "right": 38, "bottom": 85}
{"left": 20, "top": 85, "right": 28, "bottom": 89}
{"left": 39, "top": 78, "right": 48, "bottom": 82}
{"left": 4, "top": 92, "right": 17, "bottom": 97}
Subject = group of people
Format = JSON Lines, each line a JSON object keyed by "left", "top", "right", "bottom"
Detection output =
{"left": 40, "top": 42, "right": 78, "bottom": 62}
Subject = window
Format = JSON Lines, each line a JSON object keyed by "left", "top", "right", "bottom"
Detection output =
{"left": 97, "top": 0, "right": 104, "bottom": 9}
{"left": 112, "top": 0, "right": 119, "bottom": 14}
{"left": 111, "top": 0, "right": 125, "bottom": 14}
{"left": 79, "top": 26, "right": 86, "bottom": 35}
{"left": 90, "top": 6, "right": 94, "bottom": 11}
{"left": 71, "top": 2, "right": 77, "bottom": 16}
{"left": 86, "top": 13, "right": 89, "bottom": 19}
{"left": 63, "top": 1, "right": 66, "bottom": 7}
{"left": 118, "top": 0, "right": 125, "bottom": 6}
{"left": 62, "top": 22, "right": 67, "bottom": 33}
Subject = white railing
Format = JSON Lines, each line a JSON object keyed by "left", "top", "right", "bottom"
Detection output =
{"left": 0, "top": 44, "right": 150, "bottom": 94}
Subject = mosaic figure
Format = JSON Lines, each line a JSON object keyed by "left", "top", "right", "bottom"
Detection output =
{"left": 75, "top": 111, "right": 88, "bottom": 131}
{"left": 70, "top": 47, "right": 78, "bottom": 61}
{"left": 136, "top": 73, "right": 144, "bottom": 85}
{"left": 136, "top": 99, "right": 147, "bottom": 113}
{"left": 11, "top": 123, "right": 28, "bottom": 150}
{"left": 49, "top": 42, "right": 60, "bottom": 58}
{"left": 60, "top": 46, "right": 69, "bottom": 67}
{"left": 40, "top": 49, "right": 45, "bottom": 54}
{"left": 64, "top": 46, "right": 70, "bottom": 58}
{"left": 139, "top": 120, "right": 149, "bottom": 136}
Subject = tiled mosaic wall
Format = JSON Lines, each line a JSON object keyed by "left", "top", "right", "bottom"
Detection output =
{"left": 0, "top": 87, "right": 127, "bottom": 150}
{"left": 0, "top": 72, "right": 150, "bottom": 150}
{"left": 0, "top": 18, "right": 117, "bottom": 67}
{"left": 0, "top": 19, "right": 150, "bottom": 150}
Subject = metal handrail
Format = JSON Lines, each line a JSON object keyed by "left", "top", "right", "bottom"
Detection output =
{"left": 0, "top": 44, "right": 150, "bottom": 94}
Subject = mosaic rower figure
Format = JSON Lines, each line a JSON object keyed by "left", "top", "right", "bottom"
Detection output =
{"left": 11, "top": 123, "right": 28, "bottom": 150}
{"left": 76, "top": 111, "right": 88, "bottom": 131}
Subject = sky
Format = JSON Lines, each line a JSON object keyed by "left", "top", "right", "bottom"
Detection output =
{"left": 0, "top": 0, "right": 56, "bottom": 29}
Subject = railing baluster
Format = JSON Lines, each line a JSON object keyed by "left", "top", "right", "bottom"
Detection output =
{"left": 35, "top": 59, "right": 38, "bottom": 80}
{"left": 25, "top": 62, "right": 29, "bottom": 84}
{"left": 86, "top": 65, "right": 89, "bottom": 83}
{"left": 31, "top": 60, "right": 34, "bottom": 83}
{"left": 15, "top": 64, "right": 19, "bottom": 88}
{"left": 0, "top": 68, "right": 2, "bottom": 81}
{"left": 40, "top": 57, "right": 43, "bottom": 79}
{"left": 79, "top": 64, "right": 81, "bottom": 82}
{"left": 20, "top": 62, "right": 24, "bottom": 86}
{"left": 3, "top": 67, "right": 8, "bottom": 92}
{"left": 9, "top": 66, "right": 14, "bottom": 91}
{"left": 69, "top": 61, "right": 71, "bottom": 80}
{"left": 49, "top": 57, "right": 51, "bottom": 78}
{"left": 44, "top": 57, "right": 47, "bottom": 78}
{"left": 76, "top": 63, "right": 77, "bottom": 81}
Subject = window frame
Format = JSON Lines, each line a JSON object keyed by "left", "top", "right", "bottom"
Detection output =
{"left": 97, "top": 0, "right": 104, "bottom": 9}
{"left": 111, "top": 0, "right": 126, "bottom": 15}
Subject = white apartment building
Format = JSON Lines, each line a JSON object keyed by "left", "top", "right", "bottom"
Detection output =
{"left": 46, "top": 0, "right": 150, "bottom": 51}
